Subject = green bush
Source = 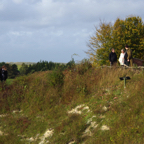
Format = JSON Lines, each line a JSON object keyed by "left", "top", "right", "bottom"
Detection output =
{"left": 48, "top": 68, "right": 64, "bottom": 87}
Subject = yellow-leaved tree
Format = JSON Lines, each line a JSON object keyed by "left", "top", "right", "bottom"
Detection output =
{"left": 86, "top": 16, "right": 144, "bottom": 66}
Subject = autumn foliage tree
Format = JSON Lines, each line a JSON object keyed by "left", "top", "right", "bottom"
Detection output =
{"left": 86, "top": 16, "right": 144, "bottom": 66}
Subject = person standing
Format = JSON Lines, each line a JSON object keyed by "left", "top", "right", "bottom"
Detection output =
{"left": 118, "top": 49, "right": 125, "bottom": 66}
{"left": 109, "top": 48, "right": 117, "bottom": 66}
{"left": 124, "top": 45, "right": 133, "bottom": 67}
{"left": 1, "top": 65, "right": 8, "bottom": 81}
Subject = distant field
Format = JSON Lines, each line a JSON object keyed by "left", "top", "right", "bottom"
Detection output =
{"left": 17, "top": 64, "right": 22, "bottom": 70}
{"left": 7, "top": 62, "right": 36, "bottom": 65}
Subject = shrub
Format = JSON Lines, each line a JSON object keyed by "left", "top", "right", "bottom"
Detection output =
{"left": 48, "top": 68, "right": 64, "bottom": 87}
{"left": 77, "top": 59, "right": 92, "bottom": 75}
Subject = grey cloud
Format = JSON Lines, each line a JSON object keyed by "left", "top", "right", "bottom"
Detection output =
{"left": 0, "top": 1, "right": 38, "bottom": 22}
{"left": 0, "top": 0, "right": 144, "bottom": 63}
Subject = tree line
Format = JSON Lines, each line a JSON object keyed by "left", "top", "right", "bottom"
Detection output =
{"left": 0, "top": 59, "right": 75, "bottom": 79}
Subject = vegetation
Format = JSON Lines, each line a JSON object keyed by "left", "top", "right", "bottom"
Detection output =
{"left": 0, "top": 59, "right": 75, "bottom": 79}
{"left": 19, "top": 59, "right": 75, "bottom": 75}
{"left": 87, "top": 16, "right": 144, "bottom": 66}
{"left": 0, "top": 62, "right": 19, "bottom": 79}
{"left": 7, "top": 62, "right": 36, "bottom": 70}
{"left": 0, "top": 62, "right": 144, "bottom": 144}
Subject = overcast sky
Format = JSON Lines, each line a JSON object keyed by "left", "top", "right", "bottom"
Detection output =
{"left": 0, "top": 0, "right": 144, "bottom": 63}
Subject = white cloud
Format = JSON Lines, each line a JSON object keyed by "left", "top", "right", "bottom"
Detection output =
{"left": 9, "top": 31, "right": 32, "bottom": 36}
{"left": 0, "top": 3, "right": 4, "bottom": 10}
{"left": 12, "top": 0, "right": 23, "bottom": 4}
{"left": 50, "top": 30, "right": 63, "bottom": 37}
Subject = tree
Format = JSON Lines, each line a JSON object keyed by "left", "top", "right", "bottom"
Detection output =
{"left": 66, "top": 58, "right": 75, "bottom": 68}
{"left": 8, "top": 64, "right": 19, "bottom": 78}
{"left": 11, "top": 64, "right": 19, "bottom": 78}
{"left": 0, "top": 62, "right": 5, "bottom": 67}
{"left": 19, "top": 63, "right": 28, "bottom": 75}
{"left": 86, "top": 16, "right": 144, "bottom": 66}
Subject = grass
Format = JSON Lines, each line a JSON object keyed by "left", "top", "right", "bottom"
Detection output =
{"left": 6, "top": 79, "right": 14, "bottom": 85}
{"left": 0, "top": 65, "right": 144, "bottom": 144}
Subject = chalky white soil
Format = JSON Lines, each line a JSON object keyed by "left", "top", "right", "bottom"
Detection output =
{"left": 0, "top": 104, "right": 110, "bottom": 143}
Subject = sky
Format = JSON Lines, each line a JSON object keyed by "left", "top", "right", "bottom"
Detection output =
{"left": 0, "top": 0, "right": 144, "bottom": 63}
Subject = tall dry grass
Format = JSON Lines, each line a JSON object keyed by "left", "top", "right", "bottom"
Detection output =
{"left": 0, "top": 64, "right": 144, "bottom": 143}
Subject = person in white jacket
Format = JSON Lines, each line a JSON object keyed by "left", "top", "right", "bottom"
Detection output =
{"left": 118, "top": 49, "right": 125, "bottom": 65}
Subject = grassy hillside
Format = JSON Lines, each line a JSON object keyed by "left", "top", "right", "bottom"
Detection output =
{"left": 0, "top": 65, "right": 144, "bottom": 144}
